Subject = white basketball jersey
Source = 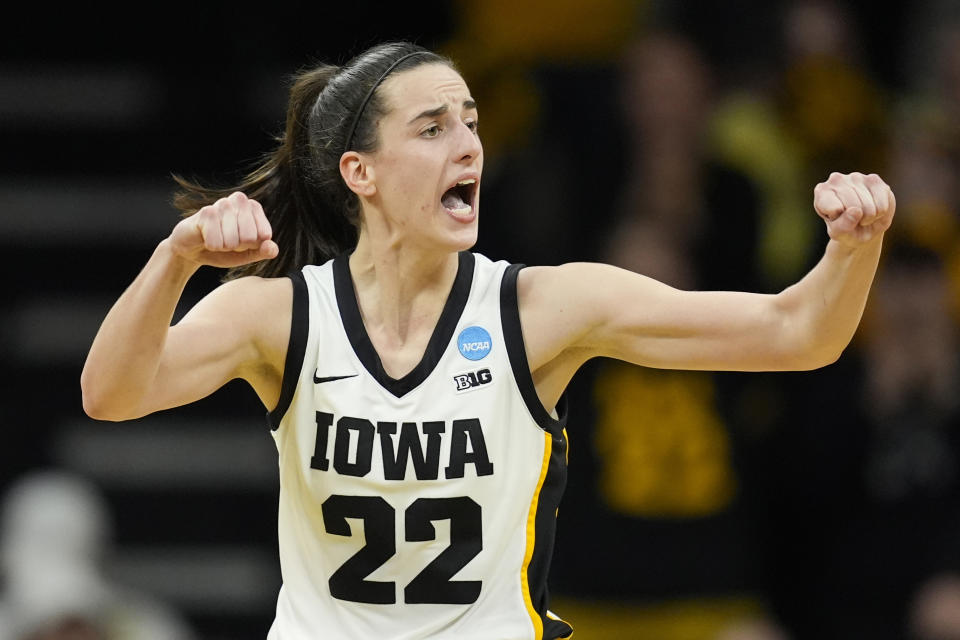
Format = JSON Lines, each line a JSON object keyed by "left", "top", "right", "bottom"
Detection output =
{"left": 265, "top": 252, "right": 572, "bottom": 640}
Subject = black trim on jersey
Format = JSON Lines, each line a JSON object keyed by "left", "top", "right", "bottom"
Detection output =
{"left": 531, "top": 435, "right": 572, "bottom": 639}
{"left": 333, "top": 251, "right": 475, "bottom": 398}
{"left": 545, "top": 616, "right": 575, "bottom": 639}
{"left": 501, "top": 263, "right": 572, "bottom": 638}
{"left": 499, "top": 263, "right": 569, "bottom": 435}
{"left": 267, "top": 271, "right": 309, "bottom": 430}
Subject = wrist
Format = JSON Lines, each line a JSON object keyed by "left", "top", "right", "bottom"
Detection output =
{"left": 156, "top": 238, "right": 203, "bottom": 280}
{"left": 826, "top": 233, "right": 884, "bottom": 257}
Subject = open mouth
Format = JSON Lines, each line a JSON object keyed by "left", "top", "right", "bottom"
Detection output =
{"left": 441, "top": 178, "right": 477, "bottom": 216}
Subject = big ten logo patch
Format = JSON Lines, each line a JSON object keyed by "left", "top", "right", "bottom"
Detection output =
{"left": 453, "top": 368, "right": 492, "bottom": 393}
{"left": 457, "top": 326, "right": 492, "bottom": 361}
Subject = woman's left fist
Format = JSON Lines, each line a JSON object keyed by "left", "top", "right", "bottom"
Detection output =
{"left": 814, "top": 172, "right": 896, "bottom": 248}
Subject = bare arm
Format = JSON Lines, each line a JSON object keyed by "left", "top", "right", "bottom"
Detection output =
{"left": 81, "top": 192, "right": 282, "bottom": 421}
{"left": 520, "top": 172, "right": 896, "bottom": 407}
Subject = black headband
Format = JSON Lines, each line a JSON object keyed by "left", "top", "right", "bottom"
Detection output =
{"left": 343, "top": 51, "right": 427, "bottom": 154}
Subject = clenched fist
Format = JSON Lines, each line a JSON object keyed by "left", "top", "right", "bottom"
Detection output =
{"left": 169, "top": 192, "right": 279, "bottom": 268}
{"left": 814, "top": 172, "right": 896, "bottom": 248}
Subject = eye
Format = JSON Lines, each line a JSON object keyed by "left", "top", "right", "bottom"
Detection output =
{"left": 466, "top": 120, "right": 479, "bottom": 134}
{"left": 421, "top": 124, "right": 441, "bottom": 138}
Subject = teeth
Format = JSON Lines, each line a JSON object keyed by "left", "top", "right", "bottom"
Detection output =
{"left": 457, "top": 179, "right": 476, "bottom": 186}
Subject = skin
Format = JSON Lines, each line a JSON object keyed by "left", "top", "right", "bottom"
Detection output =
{"left": 81, "top": 63, "right": 896, "bottom": 422}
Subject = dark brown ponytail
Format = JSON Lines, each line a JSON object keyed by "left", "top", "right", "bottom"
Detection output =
{"left": 171, "top": 42, "right": 453, "bottom": 281}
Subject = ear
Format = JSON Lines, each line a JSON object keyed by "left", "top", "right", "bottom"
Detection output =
{"left": 339, "top": 151, "right": 376, "bottom": 198}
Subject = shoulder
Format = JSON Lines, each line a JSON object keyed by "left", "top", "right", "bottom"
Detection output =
{"left": 224, "top": 273, "right": 295, "bottom": 294}
{"left": 514, "top": 262, "right": 671, "bottom": 364}
{"left": 213, "top": 275, "right": 297, "bottom": 388}
{"left": 201, "top": 274, "right": 293, "bottom": 320}
{"left": 517, "top": 261, "right": 667, "bottom": 302}
{"left": 511, "top": 263, "right": 609, "bottom": 370}
{"left": 515, "top": 262, "right": 625, "bottom": 306}
{"left": 183, "top": 275, "right": 294, "bottom": 359}
{"left": 233, "top": 275, "right": 294, "bottom": 342}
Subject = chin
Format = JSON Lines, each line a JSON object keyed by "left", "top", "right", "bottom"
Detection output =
{"left": 435, "top": 205, "right": 479, "bottom": 252}
{"left": 447, "top": 222, "right": 479, "bottom": 252}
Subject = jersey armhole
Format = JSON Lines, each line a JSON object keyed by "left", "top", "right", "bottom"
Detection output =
{"left": 499, "top": 263, "right": 568, "bottom": 435}
{"left": 267, "top": 270, "right": 309, "bottom": 430}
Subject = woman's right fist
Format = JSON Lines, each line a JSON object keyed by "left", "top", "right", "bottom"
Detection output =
{"left": 170, "top": 192, "right": 279, "bottom": 267}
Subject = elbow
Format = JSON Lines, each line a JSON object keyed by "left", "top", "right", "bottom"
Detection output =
{"left": 794, "top": 351, "right": 842, "bottom": 372}
{"left": 80, "top": 368, "right": 137, "bottom": 422}
{"left": 773, "top": 300, "right": 852, "bottom": 371}
{"left": 82, "top": 393, "right": 120, "bottom": 422}
{"left": 80, "top": 365, "right": 105, "bottom": 419}
{"left": 821, "top": 344, "right": 847, "bottom": 368}
{"left": 818, "top": 343, "right": 848, "bottom": 369}
{"left": 804, "top": 324, "right": 857, "bottom": 370}
{"left": 82, "top": 395, "right": 137, "bottom": 423}
{"left": 81, "top": 386, "right": 120, "bottom": 422}
{"left": 786, "top": 340, "right": 847, "bottom": 371}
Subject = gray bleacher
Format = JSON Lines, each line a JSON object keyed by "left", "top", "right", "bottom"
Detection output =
{"left": 0, "top": 61, "right": 288, "bottom": 636}
{"left": 0, "top": 8, "right": 454, "bottom": 637}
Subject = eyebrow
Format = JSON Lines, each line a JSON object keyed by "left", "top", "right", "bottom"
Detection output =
{"left": 407, "top": 99, "right": 477, "bottom": 124}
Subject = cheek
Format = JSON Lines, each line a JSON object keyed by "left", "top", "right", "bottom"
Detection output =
{"left": 378, "top": 145, "right": 444, "bottom": 210}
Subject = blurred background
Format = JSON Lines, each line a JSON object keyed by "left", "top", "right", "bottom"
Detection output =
{"left": 2, "top": 0, "right": 960, "bottom": 638}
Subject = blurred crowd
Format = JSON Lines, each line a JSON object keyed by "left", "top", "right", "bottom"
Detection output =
{"left": 3, "top": 1, "right": 960, "bottom": 639}
{"left": 0, "top": 472, "right": 195, "bottom": 640}
{"left": 453, "top": 0, "right": 960, "bottom": 638}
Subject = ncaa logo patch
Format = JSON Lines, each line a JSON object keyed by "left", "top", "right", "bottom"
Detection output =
{"left": 457, "top": 326, "right": 492, "bottom": 361}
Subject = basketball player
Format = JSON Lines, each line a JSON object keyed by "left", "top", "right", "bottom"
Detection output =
{"left": 81, "top": 42, "right": 895, "bottom": 639}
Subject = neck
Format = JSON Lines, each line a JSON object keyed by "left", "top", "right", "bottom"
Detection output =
{"left": 349, "top": 232, "right": 461, "bottom": 345}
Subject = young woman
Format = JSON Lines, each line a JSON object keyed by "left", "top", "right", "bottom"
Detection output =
{"left": 81, "top": 42, "right": 895, "bottom": 640}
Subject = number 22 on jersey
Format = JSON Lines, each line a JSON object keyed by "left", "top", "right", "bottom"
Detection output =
{"left": 322, "top": 495, "right": 483, "bottom": 605}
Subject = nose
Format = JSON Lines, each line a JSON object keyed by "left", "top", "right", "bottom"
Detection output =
{"left": 455, "top": 121, "right": 482, "bottom": 163}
